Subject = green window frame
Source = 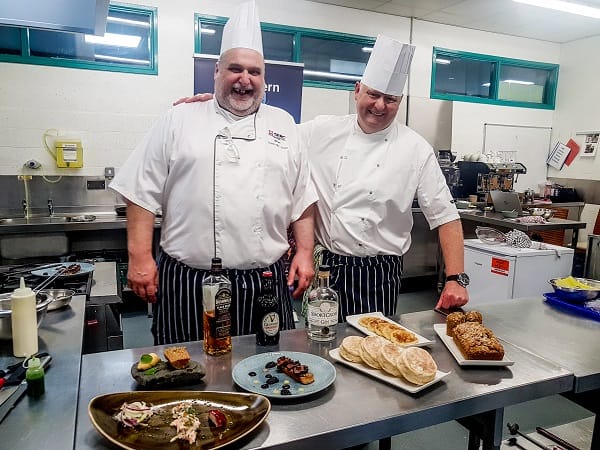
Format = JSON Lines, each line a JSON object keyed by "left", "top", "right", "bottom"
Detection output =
{"left": 0, "top": 3, "right": 158, "bottom": 75}
{"left": 195, "top": 14, "right": 374, "bottom": 90}
{"left": 431, "top": 48, "right": 559, "bottom": 110}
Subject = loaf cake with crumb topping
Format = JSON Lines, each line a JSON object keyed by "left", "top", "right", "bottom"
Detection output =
{"left": 452, "top": 322, "right": 504, "bottom": 360}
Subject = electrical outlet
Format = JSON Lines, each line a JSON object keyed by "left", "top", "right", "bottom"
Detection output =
{"left": 104, "top": 167, "right": 115, "bottom": 179}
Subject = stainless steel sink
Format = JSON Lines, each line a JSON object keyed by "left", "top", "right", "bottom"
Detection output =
{"left": 0, "top": 216, "right": 70, "bottom": 225}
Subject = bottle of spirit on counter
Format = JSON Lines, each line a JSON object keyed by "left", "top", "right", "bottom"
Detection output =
{"left": 202, "top": 258, "right": 232, "bottom": 356}
{"left": 254, "top": 271, "right": 280, "bottom": 346}
{"left": 307, "top": 265, "right": 339, "bottom": 341}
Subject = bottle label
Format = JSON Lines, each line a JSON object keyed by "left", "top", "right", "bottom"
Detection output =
{"left": 215, "top": 287, "right": 232, "bottom": 338}
{"left": 261, "top": 312, "right": 280, "bottom": 336}
{"left": 308, "top": 303, "right": 338, "bottom": 326}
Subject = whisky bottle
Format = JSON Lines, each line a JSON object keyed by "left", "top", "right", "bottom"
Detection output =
{"left": 254, "top": 271, "right": 280, "bottom": 346}
{"left": 202, "top": 258, "right": 232, "bottom": 355}
{"left": 307, "top": 265, "right": 339, "bottom": 341}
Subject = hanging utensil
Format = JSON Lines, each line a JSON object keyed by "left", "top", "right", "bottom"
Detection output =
{"left": 32, "top": 266, "right": 67, "bottom": 293}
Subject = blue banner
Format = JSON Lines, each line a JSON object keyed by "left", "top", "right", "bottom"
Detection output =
{"left": 193, "top": 55, "right": 304, "bottom": 123}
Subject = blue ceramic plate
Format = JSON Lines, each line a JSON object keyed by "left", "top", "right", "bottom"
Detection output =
{"left": 232, "top": 351, "right": 336, "bottom": 399}
{"left": 31, "top": 262, "right": 95, "bottom": 278}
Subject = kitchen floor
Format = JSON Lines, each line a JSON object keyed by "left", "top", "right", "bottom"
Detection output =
{"left": 120, "top": 276, "right": 594, "bottom": 450}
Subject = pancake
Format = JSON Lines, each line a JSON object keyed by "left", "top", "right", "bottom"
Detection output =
{"left": 339, "top": 336, "right": 364, "bottom": 363}
{"left": 377, "top": 342, "right": 404, "bottom": 377}
{"left": 396, "top": 347, "right": 437, "bottom": 385}
{"left": 389, "top": 328, "right": 418, "bottom": 345}
{"left": 359, "top": 335, "right": 386, "bottom": 369}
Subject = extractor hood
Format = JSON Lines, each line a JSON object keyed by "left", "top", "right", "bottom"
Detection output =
{"left": 0, "top": 0, "right": 109, "bottom": 35}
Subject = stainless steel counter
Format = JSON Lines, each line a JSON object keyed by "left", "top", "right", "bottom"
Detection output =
{"left": 75, "top": 317, "right": 573, "bottom": 450}
{"left": 0, "top": 295, "right": 85, "bottom": 449}
{"left": 459, "top": 210, "right": 586, "bottom": 247}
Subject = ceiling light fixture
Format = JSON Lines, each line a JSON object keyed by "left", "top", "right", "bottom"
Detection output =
{"left": 200, "top": 28, "right": 216, "bottom": 35}
{"left": 361, "top": 47, "right": 373, "bottom": 53}
{"left": 436, "top": 58, "right": 451, "bottom": 65}
{"left": 503, "top": 79, "right": 535, "bottom": 85}
{"left": 513, "top": 0, "right": 600, "bottom": 19}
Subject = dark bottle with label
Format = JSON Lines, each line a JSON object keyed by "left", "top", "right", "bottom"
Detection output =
{"left": 254, "top": 271, "right": 280, "bottom": 346}
{"left": 202, "top": 258, "right": 232, "bottom": 356}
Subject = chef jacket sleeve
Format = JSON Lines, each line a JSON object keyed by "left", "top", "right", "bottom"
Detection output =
{"left": 109, "top": 109, "right": 174, "bottom": 215}
{"left": 416, "top": 149, "right": 460, "bottom": 230}
{"left": 290, "top": 121, "right": 318, "bottom": 221}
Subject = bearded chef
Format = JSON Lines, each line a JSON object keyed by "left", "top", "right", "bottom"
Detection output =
{"left": 299, "top": 35, "right": 469, "bottom": 321}
{"left": 110, "top": 0, "right": 316, "bottom": 345}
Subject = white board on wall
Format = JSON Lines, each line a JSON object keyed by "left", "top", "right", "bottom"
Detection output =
{"left": 483, "top": 123, "right": 551, "bottom": 192}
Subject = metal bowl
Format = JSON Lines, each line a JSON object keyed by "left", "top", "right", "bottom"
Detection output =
{"left": 37, "top": 289, "right": 75, "bottom": 311}
{"left": 548, "top": 278, "right": 600, "bottom": 303}
{"left": 529, "top": 207, "right": 554, "bottom": 219}
{"left": 0, "top": 294, "right": 53, "bottom": 340}
{"left": 500, "top": 210, "right": 519, "bottom": 218}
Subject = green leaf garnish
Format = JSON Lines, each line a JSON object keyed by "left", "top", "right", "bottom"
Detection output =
{"left": 144, "top": 367, "right": 159, "bottom": 375}
{"left": 140, "top": 354, "right": 153, "bottom": 364}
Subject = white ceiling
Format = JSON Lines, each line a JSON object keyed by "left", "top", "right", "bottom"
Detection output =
{"left": 306, "top": 0, "right": 600, "bottom": 43}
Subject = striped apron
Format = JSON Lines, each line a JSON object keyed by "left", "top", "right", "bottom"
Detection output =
{"left": 320, "top": 250, "right": 403, "bottom": 322}
{"left": 152, "top": 251, "right": 295, "bottom": 345}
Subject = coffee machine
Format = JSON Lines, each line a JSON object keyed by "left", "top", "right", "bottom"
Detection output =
{"left": 456, "top": 161, "right": 527, "bottom": 199}
{"left": 437, "top": 150, "right": 461, "bottom": 198}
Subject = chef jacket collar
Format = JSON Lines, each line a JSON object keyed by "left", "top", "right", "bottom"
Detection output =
{"left": 353, "top": 115, "right": 395, "bottom": 141}
{"left": 213, "top": 100, "right": 258, "bottom": 140}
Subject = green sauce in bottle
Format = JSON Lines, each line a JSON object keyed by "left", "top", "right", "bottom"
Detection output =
{"left": 25, "top": 356, "right": 45, "bottom": 398}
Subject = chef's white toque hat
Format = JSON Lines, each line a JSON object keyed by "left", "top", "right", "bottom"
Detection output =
{"left": 361, "top": 35, "right": 415, "bottom": 96}
{"left": 220, "top": 0, "right": 263, "bottom": 56}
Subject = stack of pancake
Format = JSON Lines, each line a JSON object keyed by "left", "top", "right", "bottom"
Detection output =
{"left": 338, "top": 335, "right": 437, "bottom": 386}
{"left": 357, "top": 316, "right": 418, "bottom": 346}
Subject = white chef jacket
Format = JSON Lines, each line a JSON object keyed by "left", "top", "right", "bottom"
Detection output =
{"left": 110, "top": 100, "right": 316, "bottom": 270}
{"left": 299, "top": 114, "right": 459, "bottom": 257}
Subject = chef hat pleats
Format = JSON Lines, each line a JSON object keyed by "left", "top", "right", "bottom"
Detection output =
{"left": 361, "top": 35, "right": 415, "bottom": 96}
{"left": 220, "top": 0, "right": 263, "bottom": 56}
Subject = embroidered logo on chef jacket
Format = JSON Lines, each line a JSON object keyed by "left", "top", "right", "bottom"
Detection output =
{"left": 267, "top": 129, "right": 288, "bottom": 149}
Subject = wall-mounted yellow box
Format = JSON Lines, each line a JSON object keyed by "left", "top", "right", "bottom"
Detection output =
{"left": 55, "top": 140, "right": 83, "bottom": 168}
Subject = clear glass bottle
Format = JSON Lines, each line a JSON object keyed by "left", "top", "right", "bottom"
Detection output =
{"left": 202, "top": 258, "right": 232, "bottom": 356}
{"left": 307, "top": 265, "right": 339, "bottom": 341}
{"left": 254, "top": 271, "right": 280, "bottom": 346}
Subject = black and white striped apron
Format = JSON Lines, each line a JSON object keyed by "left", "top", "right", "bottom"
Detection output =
{"left": 152, "top": 251, "right": 295, "bottom": 345}
{"left": 321, "top": 250, "right": 403, "bottom": 322}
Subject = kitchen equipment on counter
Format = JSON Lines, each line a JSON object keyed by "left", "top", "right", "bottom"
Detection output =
{"left": 500, "top": 210, "right": 519, "bottom": 218}
{"left": 0, "top": 295, "right": 53, "bottom": 340}
{"left": 548, "top": 277, "right": 600, "bottom": 302}
{"left": 37, "top": 289, "right": 75, "bottom": 311}
{"left": 464, "top": 238, "right": 574, "bottom": 305}
{"left": 437, "top": 150, "right": 462, "bottom": 198}
{"left": 455, "top": 161, "right": 527, "bottom": 199}
{"left": 528, "top": 208, "right": 554, "bottom": 219}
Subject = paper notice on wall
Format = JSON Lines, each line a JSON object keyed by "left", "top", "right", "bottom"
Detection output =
{"left": 546, "top": 141, "right": 570, "bottom": 169}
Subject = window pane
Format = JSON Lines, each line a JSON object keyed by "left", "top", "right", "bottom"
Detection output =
{"left": 0, "top": 26, "right": 21, "bottom": 55}
{"left": 263, "top": 30, "right": 293, "bottom": 62}
{"left": 434, "top": 56, "right": 494, "bottom": 98}
{"left": 29, "top": 7, "right": 152, "bottom": 67}
{"left": 199, "top": 22, "right": 223, "bottom": 55}
{"left": 498, "top": 65, "right": 550, "bottom": 103}
{"left": 301, "top": 36, "right": 370, "bottom": 84}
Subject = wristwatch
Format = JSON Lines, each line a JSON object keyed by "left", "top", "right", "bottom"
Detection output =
{"left": 446, "top": 272, "right": 470, "bottom": 288}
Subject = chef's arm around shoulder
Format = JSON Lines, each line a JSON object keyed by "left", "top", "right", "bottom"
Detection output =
{"left": 436, "top": 219, "right": 469, "bottom": 309}
{"left": 126, "top": 201, "right": 159, "bottom": 303}
{"left": 288, "top": 203, "right": 316, "bottom": 298}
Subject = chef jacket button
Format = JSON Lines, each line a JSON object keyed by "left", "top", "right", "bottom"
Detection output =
{"left": 384, "top": 138, "right": 388, "bottom": 142}
{"left": 376, "top": 164, "right": 380, "bottom": 167}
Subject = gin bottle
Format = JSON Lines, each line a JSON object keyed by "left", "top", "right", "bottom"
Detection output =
{"left": 307, "top": 265, "right": 338, "bottom": 341}
{"left": 202, "top": 258, "right": 232, "bottom": 355}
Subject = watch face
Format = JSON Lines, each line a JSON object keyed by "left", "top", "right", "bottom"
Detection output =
{"left": 457, "top": 273, "right": 470, "bottom": 287}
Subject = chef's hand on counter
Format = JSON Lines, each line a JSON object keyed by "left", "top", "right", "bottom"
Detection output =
{"left": 287, "top": 249, "right": 315, "bottom": 299}
{"left": 173, "top": 93, "right": 213, "bottom": 106}
{"left": 128, "top": 256, "right": 159, "bottom": 303}
{"left": 436, "top": 283, "right": 469, "bottom": 310}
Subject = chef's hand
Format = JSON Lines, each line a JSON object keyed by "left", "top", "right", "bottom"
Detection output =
{"left": 287, "top": 250, "right": 315, "bottom": 299}
{"left": 173, "top": 92, "right": 213, "bottom": 106}
{"left": 436, "top": 281, "right": 469, "bottom": 310}
{"left": 127, "top": 256, "right": 159, "bottom": 303}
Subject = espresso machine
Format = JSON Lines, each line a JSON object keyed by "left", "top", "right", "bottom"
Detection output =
{"left": 456, "top": 160, "right": 527, "bottom": 200}
{"left": 437, "top": 150, "right": 461, "bottom": 198}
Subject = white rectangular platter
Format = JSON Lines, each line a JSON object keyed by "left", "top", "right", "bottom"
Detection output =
{"left": 329, "top": 348, "right": 450, "bottom": 394}
{"left": 346, "top": 311, "right": 434, "bottom": 347}
{"left": 433, "top": 324, "right": 514, "bottom": 367}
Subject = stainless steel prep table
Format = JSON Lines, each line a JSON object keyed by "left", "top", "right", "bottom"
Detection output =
{"left": 459, "top": 210, "right": 586, "bottom": 247}
{"left": 469, "top": 297, "right": 600, "bottom": 448}
{"left": 75, "top": 319, "right": 573, "bottom": 450}
{"left": 0, "top": 295, "right": 85, "bottom": 449}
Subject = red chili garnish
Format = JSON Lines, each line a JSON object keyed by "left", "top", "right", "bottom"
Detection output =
{"left": 208, "top": 409, "right": 227, "bottom": 428}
